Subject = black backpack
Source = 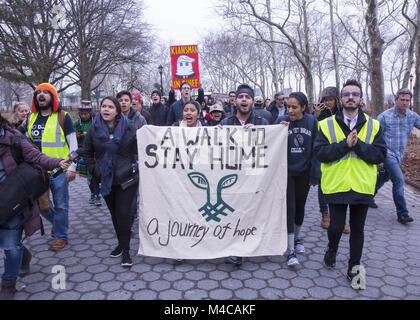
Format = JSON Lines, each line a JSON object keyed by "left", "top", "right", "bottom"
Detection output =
{"left": 0, "top": 136, "right": 50, "bottom": 229}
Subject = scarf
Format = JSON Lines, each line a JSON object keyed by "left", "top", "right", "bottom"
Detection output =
{"left": 92, "top": 113, "right": 129, "bottom": 196}
{"left": 179, "top": 120, "right": 202, "bottom": 127}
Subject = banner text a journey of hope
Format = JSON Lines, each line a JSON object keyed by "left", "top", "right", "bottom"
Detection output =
{"left": 137, "top": 125, "right": 288, "bottom": 259}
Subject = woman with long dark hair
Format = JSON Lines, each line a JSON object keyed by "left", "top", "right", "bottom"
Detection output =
{"left": 275, "top": 92, "right": 320, "bottom": 267}
{"left": 81, "top": 96, "right": 138, "bottom": 267}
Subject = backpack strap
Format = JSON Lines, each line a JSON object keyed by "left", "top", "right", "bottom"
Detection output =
{"left": 58, "top": 109, "right": 66, "bottom": 131}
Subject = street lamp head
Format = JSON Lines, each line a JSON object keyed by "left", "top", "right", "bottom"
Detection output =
{"left": 158, "top": 65, "right": 163, "bottom": 74}
{"left": 410, "top": 74, "right": 414, "bottom": 81}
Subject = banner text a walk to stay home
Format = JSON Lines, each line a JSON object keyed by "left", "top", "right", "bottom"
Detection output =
{"left": 136, "top": 125, "right": 288, "bottom": 259}
{"left": 170, "top": 44, "right": 200, "bottom": 90}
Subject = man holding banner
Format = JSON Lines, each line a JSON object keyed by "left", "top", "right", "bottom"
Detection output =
{"left": 136, "top": 83, "right": 287, "bottom": 265}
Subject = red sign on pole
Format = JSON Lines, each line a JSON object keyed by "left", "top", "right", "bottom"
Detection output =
{"left": 170, "top": 45, "right": 200, "bottom": 90}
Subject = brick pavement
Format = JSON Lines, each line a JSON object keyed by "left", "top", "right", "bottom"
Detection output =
{"left": 2, "top": 176, "right": 419, "bottom": 300}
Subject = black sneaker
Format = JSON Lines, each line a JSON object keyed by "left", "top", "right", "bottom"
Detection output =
{"left": 110, "top": 246, "right": 123, "bottom": 258}
{"left": 324, "top": 248, "right": 337, "bottom": 268}
{"left": 121, "top": 250, "right": 133, "bottom": 267}
{"left": 225, "top": 256, "right": 243, "bottom": 266}
{"left": 397, "top": 215, "right": 414, "bottom": 225}
{"left": 368, "top": 199, "right": 378, "bottom": 208}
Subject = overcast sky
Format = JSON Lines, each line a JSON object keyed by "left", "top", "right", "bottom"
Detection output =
{"left": 142, "top": 0, "right": 223, "bottom": 45}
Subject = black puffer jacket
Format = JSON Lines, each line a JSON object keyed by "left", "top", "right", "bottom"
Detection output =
{"left": 82, "top": 123, "right": 138, "bottom": 186}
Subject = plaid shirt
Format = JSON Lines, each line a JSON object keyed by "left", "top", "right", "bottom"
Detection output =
{"left": 377, "top": 107, "right": 420, "bottom": 163}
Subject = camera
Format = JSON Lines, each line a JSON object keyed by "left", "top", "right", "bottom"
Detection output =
{"left": 50, "top": 149, "right": 82, "bottom": 178}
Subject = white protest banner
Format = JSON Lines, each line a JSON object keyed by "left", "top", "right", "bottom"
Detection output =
{"left": 137, "top": 125, "right": 288, "bottom": 259}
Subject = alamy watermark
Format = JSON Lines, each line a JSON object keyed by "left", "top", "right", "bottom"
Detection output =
{"left": 51, "top": 265, "right": 66, "bottom": 290}
{"left": 350, "top": 265, "right": 366, "bottom": 290}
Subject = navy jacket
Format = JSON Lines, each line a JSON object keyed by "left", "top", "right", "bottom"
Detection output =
{"left": 220, "top": 111, "right": 270, "bottom": 126}
{"left": 275, "top": 114, "right": 320, "bottom": 185}
{"left": 150, "top": 102, "right": 169, "bottom": 126}
{"left": 267, "top": 101, "right": 286, "bottom": 122}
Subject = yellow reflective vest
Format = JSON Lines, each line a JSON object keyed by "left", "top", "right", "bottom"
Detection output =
{"left": 28, "top": 112, "right": 69, "bottom": 160}
{"left": 318, "top": 113, "right": 380, "bottom": 195}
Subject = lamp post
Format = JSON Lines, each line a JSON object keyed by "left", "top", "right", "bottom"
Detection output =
{"left": 279, "top": 78, "right": 284, "bottom": 92}
{"left": 112, "top": 85, "right": 115, "bottom": 96}
{"left": 158, "top": 65, "right": 163, "bottom": 95}
{"left": 410, "top": 74, "right": 414, "bottom": 110}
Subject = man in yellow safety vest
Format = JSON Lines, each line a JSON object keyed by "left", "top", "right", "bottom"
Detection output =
{"left": 27, "top": 83, "right": 78, "bottom": 251}
{"left": 314, "top": 79, "right": 387, "bottom": 287}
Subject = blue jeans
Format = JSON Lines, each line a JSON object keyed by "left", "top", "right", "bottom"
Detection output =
{"left": 318, "top": 185, "right": 328, "bottom": 213}
{"left": 89, "top": 177, "right": 100, "bottom": 197}
{"left": 0, "top": 215, "right": 26, "bottom": 281}
{"left": 376, "top": 155, "right": 408, "bottom": 217}
{"left": 41, "top": 172, "right": 69, "bottom": 240}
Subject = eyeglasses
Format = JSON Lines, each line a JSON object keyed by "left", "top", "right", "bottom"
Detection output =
{"left": 342, "top": 92, "right": 361, "bottom": 98}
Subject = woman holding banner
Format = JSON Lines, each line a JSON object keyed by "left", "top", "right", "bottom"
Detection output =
{"left": 173, "top": 100, "right": 203, "bottom": 127}
{"left": 275, "top": 92, "right": 320, "bottom": 267}
{"left": 81, "top": 96, "right": 138, "bottom": 268}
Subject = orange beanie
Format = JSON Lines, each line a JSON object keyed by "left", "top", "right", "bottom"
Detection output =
{"left": 32, "top": 83, "right": 59, "bottom": 113}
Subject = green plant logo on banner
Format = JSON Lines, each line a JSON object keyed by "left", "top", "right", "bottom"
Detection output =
{"left": 188, "top": 172, "right": 238, "bottom": 223}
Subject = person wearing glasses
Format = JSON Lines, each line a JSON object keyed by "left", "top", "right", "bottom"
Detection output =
{"left": 223, "top": 91, "right": 236, "bottom": 116}
{"left": 166, "top": 82, "right": 204, "bottom": 126}
{"left": 267, "top": 92, "right": 286, "bottom": 122}
{"left": 374, "top": 88, "right": 420, "bottom": 225}
{"left": 314, "top": 79, "right": 386, "bottom": 285}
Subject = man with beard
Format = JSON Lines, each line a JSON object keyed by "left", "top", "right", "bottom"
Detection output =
{"left": 27, "top": 83, "right": 78, "bottom": 251}
{"left": 149, "top": 90, "right": 169, "bottom": 126}
{"left": 314, "top": 79, "right": 386, "bottom": 285}
{"left": 219, "top": 83, "right": 269, "bottom": 267}
{"left": 220, "top": 84, "right": 269, "bottom": 128}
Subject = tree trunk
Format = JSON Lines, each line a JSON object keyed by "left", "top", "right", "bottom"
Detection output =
{"left": 266, "top": 0, "right": 279, "bottom": 93}
{"left": 366, "top": 0, "right": 385, "bottom": 116}
{"left": 414, "top": 2, "right": 420, "bottom": 113}
{"left": 329, "top": 0, "right": 340, "bottom": 89}
{"left": 302, "top": 0, "right": 314, "bottom": 107}
{"left": 414, "top": 29, "right": 420, "bottom": 113}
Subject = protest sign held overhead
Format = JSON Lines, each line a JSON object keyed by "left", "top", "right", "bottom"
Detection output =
{"left": 136, "top": 125, "right": 288, "bottom": 260}
{"left": 170, "top": 45, "right": 200, "bottom": 90}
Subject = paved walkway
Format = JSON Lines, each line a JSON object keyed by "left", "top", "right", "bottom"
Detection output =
{"left": 2, "top": 176, "right": 420, "bottom": 300}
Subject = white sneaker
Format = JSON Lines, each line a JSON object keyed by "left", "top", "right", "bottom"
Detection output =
{"left": 287, "top": 251, "right": 299, "bottom": 267}
{"left": 295, "top": 238, "right": 305, "bottom": 254}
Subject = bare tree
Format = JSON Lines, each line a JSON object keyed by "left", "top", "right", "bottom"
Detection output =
{"left": 62, "top": 0, "right": 152, "bottom": 100}
{"left": 0, "top": 0, "right": 75, "bottom": 90}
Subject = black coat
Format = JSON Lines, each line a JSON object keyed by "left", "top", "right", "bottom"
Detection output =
{"left": 82, "top": 123, "right": 138, "bottom": 186}
{"left": 313, "top": 109, "right": 387, "bottom": 204}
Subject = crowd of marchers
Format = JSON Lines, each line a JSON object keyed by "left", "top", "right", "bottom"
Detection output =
{"left": 0, "top": 78, "right": 419, "bottom": 299}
